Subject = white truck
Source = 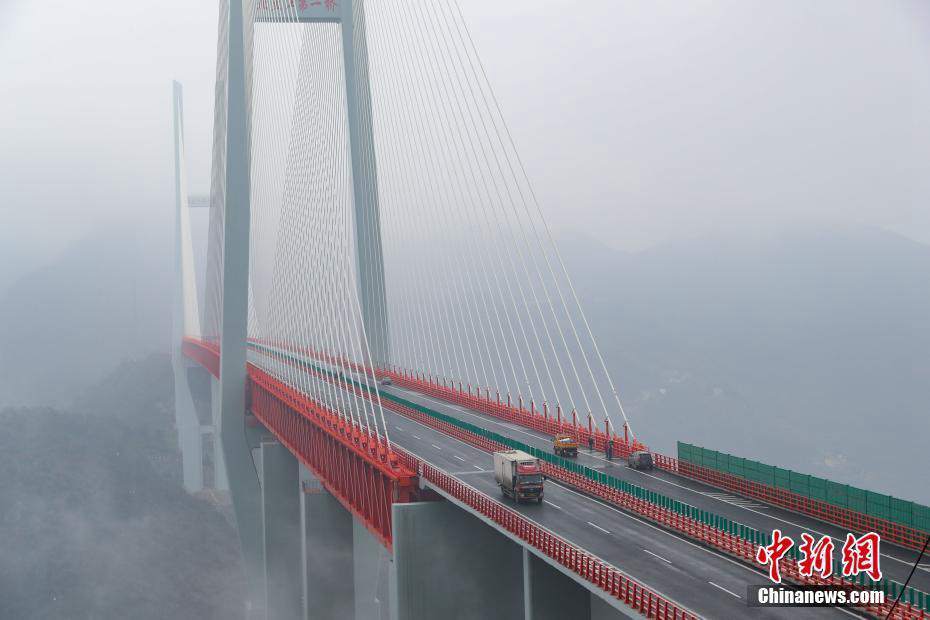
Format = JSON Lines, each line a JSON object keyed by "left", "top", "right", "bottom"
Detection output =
{"left": 493, "top": 450, "right": 544, "bottom": 504}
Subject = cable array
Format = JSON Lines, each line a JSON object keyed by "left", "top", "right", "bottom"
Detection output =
{"left": 365, "top": 0, "right": 636, "bottom": 439}
{"left": 203, "top": 0, "right": 637, "bottom": 446}
{"left": 203, "top": 0, "right": 231, "bottom": 346}
{"left": 247, "top": 3, "right": 393, "bottom": 447}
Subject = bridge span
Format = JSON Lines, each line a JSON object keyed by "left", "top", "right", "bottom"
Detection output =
{"left": 171, "top": 1, "right": 929, "bottom": 618}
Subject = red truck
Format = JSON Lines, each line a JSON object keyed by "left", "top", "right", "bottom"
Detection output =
{"left": 494, "top": 450, "right": 545, "bottom": 504}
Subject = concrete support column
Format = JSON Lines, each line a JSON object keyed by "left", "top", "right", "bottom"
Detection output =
{"left": 523, "top": 548, "right": 533, "bottom": 620}
{"left": 299, "top": 467, "right": 310, "bottom": 620}
{"left": 523, "top": 549, "right": 592, "bottom": 620}
{"left": 392, "top": 500, "right": 524, "bottom": 619}
{"left": 170, "top": 80, "right": 203, "bottom": 494}
{"left": 401, "top": 487, "right": 638, "bottom": 620}
{"left": 211, "top": 376, "right": 230, "bottom": 491}
{"left": 217, "top": 2, "right": 263, "bottom": 610}
{"left": 261, "top": 442, "right": 301, "bottom": 619}
{"left": 302, "top": 469, "right": 355, "bottom": 619}
{"left": 354, "top": 518, "right": 392, "bottom": 620}
{"left": 172, "top": 358, "right": 203, "bottom": 492}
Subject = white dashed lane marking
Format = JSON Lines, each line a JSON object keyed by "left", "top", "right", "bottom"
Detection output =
{"left": 587, "top": 521, "right": 611, "bottom": 535}
{"left": 708, "top": 582, "right": 741, "bottom": 599}
{"left": 704, "top": 492, "right": 766, "bottom": 509}
{"left": 643, "top": 549, "right": 672, "bottom": 564}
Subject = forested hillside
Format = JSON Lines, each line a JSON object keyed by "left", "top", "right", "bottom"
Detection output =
{"left": 0, "top": 355, "right": 244, "bottom": 620}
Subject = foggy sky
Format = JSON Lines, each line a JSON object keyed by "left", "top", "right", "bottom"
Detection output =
{"left": 2, "top": 0, "right": 929, "bottom": 286}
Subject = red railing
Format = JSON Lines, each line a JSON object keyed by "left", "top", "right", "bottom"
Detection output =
{"left": 247, "top": 364, "right": 416, "bottom": 549}
{"left": 375, "top": 367, "right": 645, "bottom": 457}
{"left": 181, "top": 336, "right": 220, "bottom": 378}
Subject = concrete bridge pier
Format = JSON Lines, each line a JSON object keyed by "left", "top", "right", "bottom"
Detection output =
{"left": 260, "top": 441, "right": 302, "bottom": 619}
{"left": 171, "top": 356, "right": 204, "bottom": 493}
{"left": 210, "top": 378, "right": 229, "bottom": 491}
{"left": 391, "top": 496, "right": 637, "bottom": 620}
{"left": 300, "top": 467, "right": 355, "bottom": 620}
{"left": 261, "top": 464, "right": 640, "bottom": 620}
{"left": 391, "top": 500, "right": 524, "bottom": 619}
{"left": 354, "top": 517, "right": 393, "bottom": 620}
{"left": 523, "top": 548, "right": 596, "bottom": 619}
{"left": 523, "top": 549, "right": 636, "bottom": 620}
{"left": 298, "top": 466, "right": 395, "bottom": 620}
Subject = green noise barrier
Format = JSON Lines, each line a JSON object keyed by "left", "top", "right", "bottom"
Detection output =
{"left": 678, "top": 442, "right": 930, "bottom": 534}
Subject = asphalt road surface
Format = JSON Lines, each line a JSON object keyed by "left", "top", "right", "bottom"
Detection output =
{"left": 380, "top": 381, "right": 930, "bottom": 594}
{"left": 248, "top": 349, "right": 905, "bottom": 619}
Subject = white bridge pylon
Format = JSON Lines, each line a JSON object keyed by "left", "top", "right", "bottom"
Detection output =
{"left": 252, "top": 0, "right": 391, "bottom": 368}
{"left": 173, "top": 82, "right": 203, "bottom": 341}
{"left": 171, "top": 80, "right": 207, "bottom": 494}
{"left": 175, "top": 0, "right": 646, "bottom": 616}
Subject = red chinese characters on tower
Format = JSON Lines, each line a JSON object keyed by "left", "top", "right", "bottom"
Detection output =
{"left": 841, "top": 532, "right": 882, "bottom": 581}
{"left": 294, "top": 0, "right": 338, "bottom": 16}
{"left": 797, "top": 533, "right": 834, "bottom": 579}
{"left": 756, "top": 529, "right": 794, "bottom": 583}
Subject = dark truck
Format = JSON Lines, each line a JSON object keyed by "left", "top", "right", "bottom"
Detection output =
{"left": 627, "top": 450, "right": 654, "bottom": 471}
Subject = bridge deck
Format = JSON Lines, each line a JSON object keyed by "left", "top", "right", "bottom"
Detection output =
{"left": 384, "top": 403, "right": 854, "bottom": 619}
{"left": 262, "top": 354, "right": 854, "bottom": 620}
{"left": 378, "top": 380, "right": 930, "bottom": 596}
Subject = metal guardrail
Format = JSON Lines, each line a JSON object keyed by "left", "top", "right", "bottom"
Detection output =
{"left": 380, "top": 368, "right": 645, "bottom": 456}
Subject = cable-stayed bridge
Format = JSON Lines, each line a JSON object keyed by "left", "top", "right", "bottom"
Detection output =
{"left": 171, "top": 2, "right": 930, "bottom": 618}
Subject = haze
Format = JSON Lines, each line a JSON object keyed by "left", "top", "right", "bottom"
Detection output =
{"left": 0, "top": 3, "right": 928, "bottom": 616}
{"left": 3, "top": 0, "right": 930, "bottom": 285}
